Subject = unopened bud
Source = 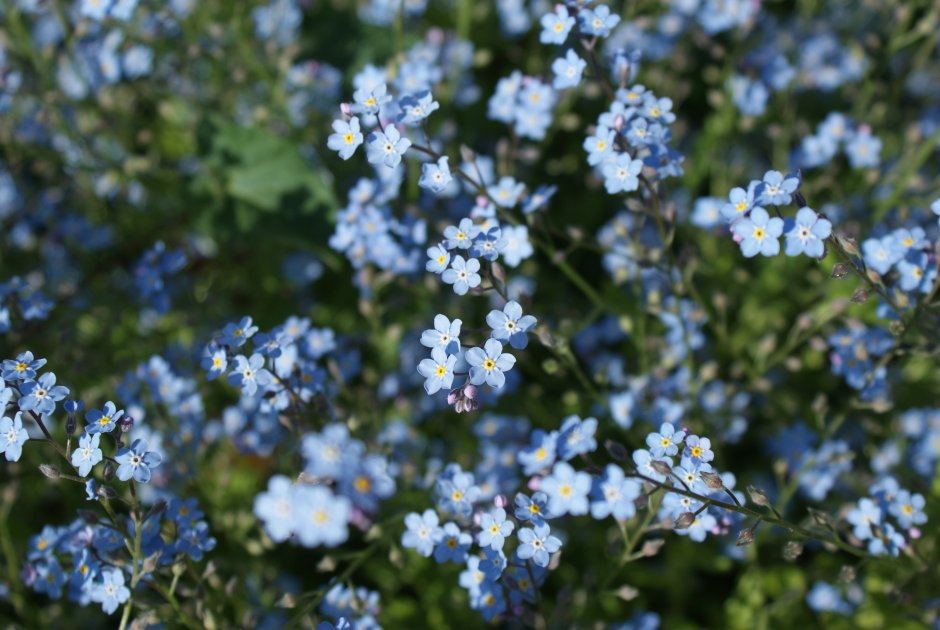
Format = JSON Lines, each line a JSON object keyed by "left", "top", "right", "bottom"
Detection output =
{"left": 674, "top": 512, "right": 696, "bottom": 529}
{"left": 118, "top": 414, "right": 134, "bottom": 433}
{"left": 146, "top": 499, "right": 168, "bottom": 521}
{"left": 604, "top": 439, "right": 628, "bottom": 462}
{"left": 700, "top": 471, "right": 723, "bottom": 490}
{"left": 650, "top": 460, "right": 672, "bottom": 476}
{"left": 463, "top": 384, "right": 477, "bottom": 400}
{"left": 838, "top": 564, "right": 857, "bottom": 583}
{"left": 640, "top": 538, "right": 665, "bottom": 558}
{"left": 78, "top": 510, "right": 99, "bottom": 525}
{"left": 831, "top": 262, "right": 850, "bottom": 279}
{"left": 850, "top": 288, "right": 869, "bottom": 303}
{"left": 103, "top": 461, "right": 115, "bottom": 483}
{"left": 97, "top": 485, "right": 118, "bottom": 499}
{"left": 837, "top": 234, "right": 859, "bottom": 257}
{"left": 39, "top": 464, "right": 61, "bottom": 479}
{"left": 783, "top": 541, "right": 803, "bottom": 561}
{"left": 793, "top": 192, "right": 807, "bottom": 208}
{"left": 746, "top": 485, "right": 770, "bottom": 507}
{"left": 459, "top": 144, "right": 476, "bottom": 164}
{"left": 736, "top": 529, "right": 754, "bottom": 546}
{"left": 65, "top": 414, "right": 77, "bottom": 437}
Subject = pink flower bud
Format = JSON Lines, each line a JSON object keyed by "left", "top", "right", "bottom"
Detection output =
{"left": 463, "top": 384, "right": 478, "bottom": 400}
{"left": 494, "top": 494, "right": 508, "bottom": 508}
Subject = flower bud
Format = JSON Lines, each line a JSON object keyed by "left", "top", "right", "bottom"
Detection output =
{"left": 650, "top": 460, "right": 672, "bottom": 476}
{"left": 674, "top": 512, "right": 696, "bottom": 529}
{"left": 783, "top": 541, "right": 803, "bottom": 561}
{"left": 604, "top": 439, "right": 628, "bottom": 462}
{"left": 746, "top": 485, "right": 770, "bottom": 507}
{"left": 831, "top": 262, "right": 850, "bottom": 279}
{"left": 700, "top": 471, "right": 723, "bottom": 490}
{"left": 39, "top": 464, "right": 61, "bottom": 479}
{"left": 97, "top": 485, "right": 118, "bottom": 499}
{"left": 78, "top": 510, "right": 99, "bottom": 525}
{"left": 103, "top": 461, "right": 115, "bottom": 483}
{"left": 463, "top": 384, "right": 478, "bottom": 400}
{"left": 736, "top": 529, "right": 754, "bottom": 546}
{"left": 118, "top": 414, "right": 134, "bottom": 433}
{"left": 146, "top": 499, "right": 168, "bottom": 521}
{"left": 850, "top": 288, "right": 869, "bottom": 303}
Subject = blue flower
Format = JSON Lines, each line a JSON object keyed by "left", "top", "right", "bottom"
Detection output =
{"left": 434, "top": 522, "right": 472, "bottom": 563}
{"left": 227, "top": 353, "right": 275, "bottom": 396}
{"left": 601, "top": 153, "right": 643, "bottom": 194}
{"left": 444, "top": 218, "right": 480, "bottom": 250}
{"left": 397, "top": 90, "right": 439, "bottom": 125}
{"left": 71, "top": 432, "right": 103, "bottom": 477}
{"left": 417, "top": 347, "right": 457, "bottom": 395}
{"left": 480, "top": 547, "right": 507, "bottom": 581}
{"left": 522, "top": 185, "right": 558, "bottom": 214}
{"left": 253, "top": 475, "right": 295, "bottom": 542}
{"left": 516, "top": 523, "right": 562, "bottom": 568}
{"left": 682, "top": 435, "right": 714, "bottom": 465}
{"left": 0, "top": 412, "right": 28, "bottom": 462}
{"left": 552, "top": 49, "right": 586, "bottom": 89}
{"left": 425, "top": 243, "right": 451, "bottom": 273}
{"left": 437, "top": 469, "right": 480, "bottom": 516}
{"left": 327, "top": 117, "right": 363, "bottom": 160}
{"left": 897, "top": 253, "right": 930, "bottom": 293}
{"left": 220, "top": 316, "right": 258, "bottom": 347}
{"left": 517, "top": 429, "right": 558, "bottom": 475}
{"left": 2, "top": 351, "right": 46, "bottom": 381}
{"left": 477, "top": 508, "right": 514, "bottom": 551}
{"left": 420, "top": 314, "right": 462, "bottom": 354}
{"left": 861, "top": 236, "right": 901, "bottom": 275}
{"left": 541, "top": 461, "right": 592, "bottom": 516}
{"left": 846, "top": 498, "right": 882, "bottom": 540}
{"left": 646, "top": 423, "right": 686, "bottom": 457}
{"left": 442, "top": 255, "right": 482, "bottom": 296}
{"left": 735, "top": 207, "right": 784, "bottom": 257}
{"left": 755, "top": 170, "right": 800, "bottom": 206}
{"left": 889, "top": 490, "right": 927, "bottom": 528}
{"left": 579, "top": 5, "right": 620, "bottom": 37}
{"left": 590, "top": 464, "right": 642, "bottom": 520}
{"left": 201, "top": 344, "right": 228, "bottom": 380}
{"left": 784, "top": 207, "right": 831, "bottom": 257}
{"left": 486, "top": 300, "right": 537, "bottom": 349}
{"left": 467, "top": 339, "right": 516, "bottom": 388}
{"left": 514, "top": 491, "right": 552, "bottom": 526}
{"left": 584, "top": 126, "right": 615, "bottom": 166}
{"left": 18, "top": 372, "right": 69, "bottom": 416}
{"left": 539, "top": 5, "right": 575, "bottom": 44}
{"left": 557, "top": 415, "right": 598, "bottom": 460}
{"left": 932, "top": 198, "right": 940, "bottom": 226}
{"left": 84, "top": 401, "right": 124, "bottom": 435}
{"left": 488, "top": 177, "right": 526, "bottom": 208}
{"left": 868, "top": 521, "right": 905, "bottom": 556}
{"left": 419, "top": 156, "right": 453, "bottom": 193}
{"left": 291, "top": 485, "right": 351, "bottom": 547}
{"left": 469, "top": 226, "right": 508, "bottom": 262}
{"left": 720, "top": 182, "right": 759, "bottom": 222}
{"left": 89, "top": 568, "right": 130, "bottom": 615}
{"left": 114, "top": 438, "right": 163, "bottom": 483}
{"left": 352, "top": 82, "right": 391, "bottom": 115}
{"left": 366, "top": 126, "right": 411, "bottom": 168}
{"left": 402, "top": 509, "right": 443, "bottom": 557}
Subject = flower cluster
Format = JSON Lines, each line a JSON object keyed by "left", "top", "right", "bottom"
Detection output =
{"left": 254, "top": 423, "right": 396, "bottom": 548}
{"left": 417, "top": 301, "right": 537, "bottom": 411}
{"left": 846, "top": 477, "right": 927, "bottom": 557}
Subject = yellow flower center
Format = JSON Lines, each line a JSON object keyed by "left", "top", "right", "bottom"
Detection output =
{"left": 691, "top": 446, "right": 703, "bottom": 457}
{"left": 735, "top": 201, "right": 747, "bottom": 213}
{"left": 753, "top": 227, "right": 766, "bottom": 240}
{"left": 560, "top": 484, "right": 572, "bottom": 497}
{"left": 15, "top": 362, "right": 26, "bottom": 371}
{"left": 354, "top": 476, "right": 371, "bottom": 493}
{"left": 212, "top": 357, "right": 222, "bottom": 368}
{"left": 452, "top": 490, "right": 464, "bottom": 501}
{"left": 483, "top": 359, "right": 496, "bottom": 371}
{"left": 314, "top": 510, "right": 328, "bottom": 524}
{"left": 596, "top": 140, "right": 607, "bottom": 151}
{"left": 344, "top": 132, "right": 354, "bottom": 144}
{"left": 435, "top": 365, "right": 447, "bottom": 377}
{"left": 98, "top": 416, "right": 111, "bottom": 426}
{"left": 529, "top": 503, "right": 540, "bottom": 514}
{"left": 660, "top": 437, "right": 671, "bottom": 448}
